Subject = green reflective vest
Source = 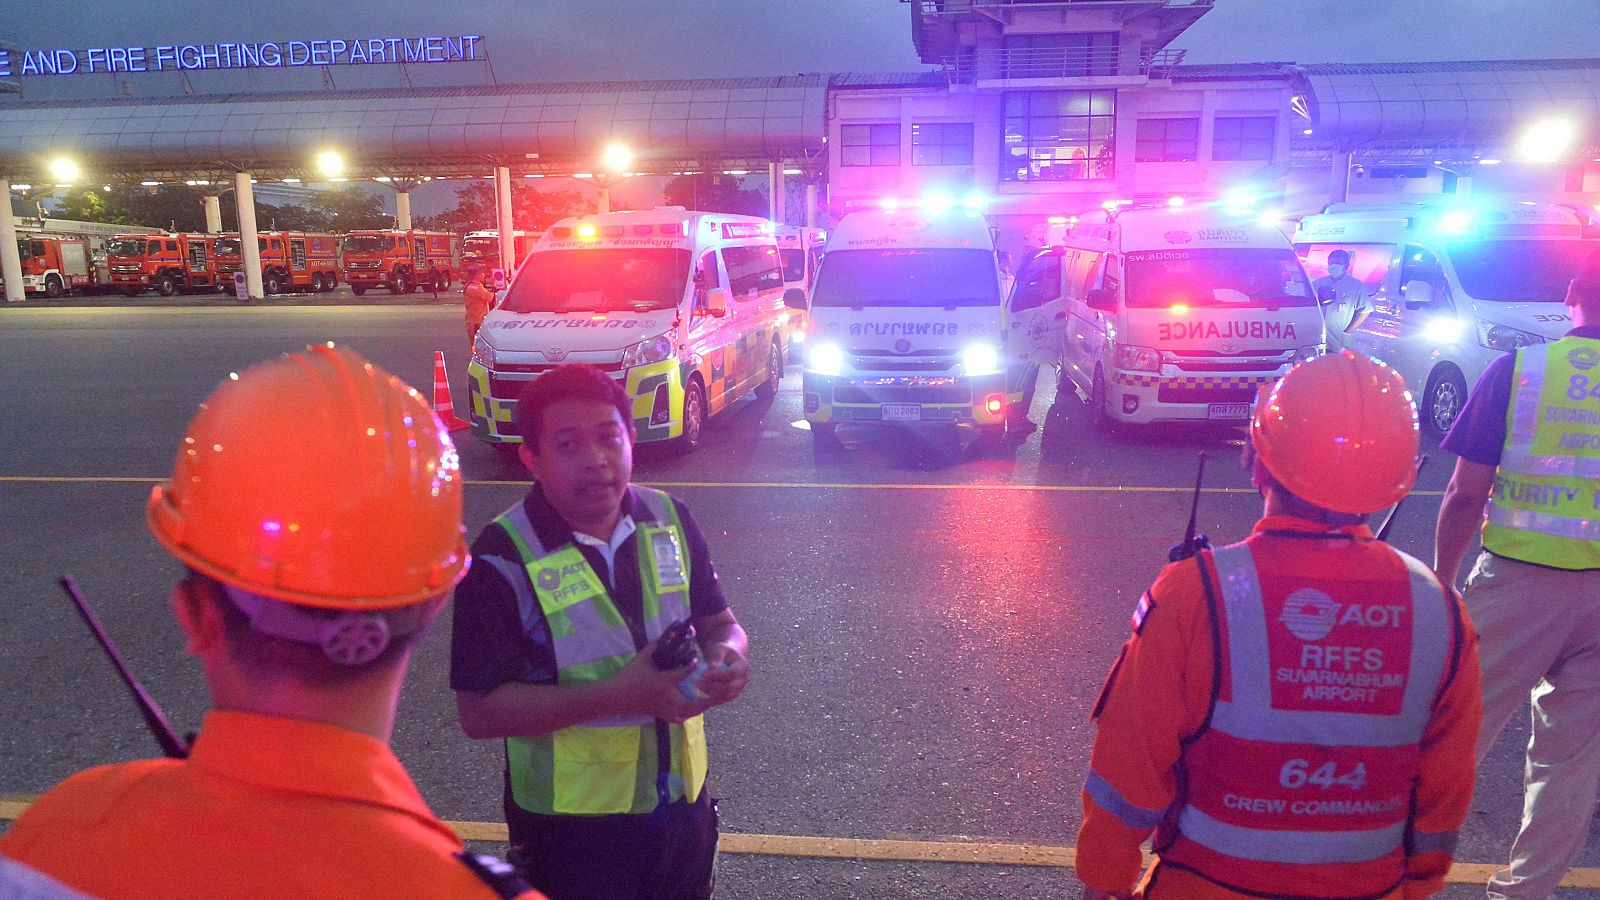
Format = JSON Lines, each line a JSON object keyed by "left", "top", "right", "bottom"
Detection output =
{"left": 494, "top": 487, "right": 708, "bottom": 815}
{"left": 1482, "top": 337, "right": 1600, "bottom": 570}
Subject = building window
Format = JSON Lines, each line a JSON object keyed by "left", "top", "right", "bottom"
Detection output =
{"left": 1134, "top": 118, "right": 1199, "bottom": 162}
{"left": 911, "top": 123, "right": 975, "bottom": 166}
{"left": 841, "top": 124, "right": 901, "bottom": 167}
{"left": 1001, "top": 32, "right": 1119, "bottom": 78}
{"left": 1213, "top": 116, "right": 1275, "bottom": 161}
{"left": 1002, "top": 90, "right": 1116, "bottom": 182}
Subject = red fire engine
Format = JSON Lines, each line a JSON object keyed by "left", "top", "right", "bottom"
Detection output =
{"left": 213, "top": 232, "right": 341, "bottom": 294}
{"left": 341, "top": 229, "right": 460, "bottom": 296}
{"left": 5, "top": 236, "right": 96, "bottom": 297}
{"left": 105, "top": 233, "right": 219, "bottom": 296}
{"left": 462, "top": 229, "right": 541, "bottom": 273}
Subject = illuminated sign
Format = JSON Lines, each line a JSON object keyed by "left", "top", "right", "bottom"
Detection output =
{"left": 2, "top": 35, "right": 484, "bottom": 78}
{"left": 721, "top": 222, "right": 771, "bottom": 239}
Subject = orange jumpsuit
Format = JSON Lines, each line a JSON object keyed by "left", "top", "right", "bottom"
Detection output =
{"left": 1076, "top": 516, "right": 1481, "bottom": 900}
{"left": 0, "top": 711, "right": 542, "bottom": 899}
{"left": 465, "top": 281, "right": 494, "bottom": 345}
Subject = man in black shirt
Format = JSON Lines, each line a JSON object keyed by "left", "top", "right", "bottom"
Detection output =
{"left": 451, "top": 365, "right": 749, "bottom": 900}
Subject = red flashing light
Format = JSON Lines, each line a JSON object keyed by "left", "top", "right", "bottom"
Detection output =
{"left": 984, "top": 394, "right": 1004, "bottom": 415}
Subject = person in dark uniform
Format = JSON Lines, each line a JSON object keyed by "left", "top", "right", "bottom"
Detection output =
{"left": 452, "top": 364, "right": 750, "bottom": 900}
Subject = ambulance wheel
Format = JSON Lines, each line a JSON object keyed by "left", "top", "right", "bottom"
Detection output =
{"left": 809, "top": 421, "right": 838, "bottom": 448}
{"left": 755, "top": 340, "right": 782, "bottom": 400}
{"left": 351, "top": 284, "right": 368, "bottom": 296}
{"left": 43, "top": 275, "right": 62, "bottom": 298}
{"left": 672, "top": 379, "right": 707, "bottom": 454}
{"left": 1421, "top": 365, "right": 1468, "bottom": 438}
{"left": 155, "top": 274, "right": 178, "bottom": 297}
{"left": 1089, "top": 367, "right": 1113, "bottom": 433}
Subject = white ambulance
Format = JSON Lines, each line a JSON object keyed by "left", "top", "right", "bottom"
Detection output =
{"left": 1293, "top": 201, "right": 1599, "bottom": 435}
{"left": 1056, "top": 205, "right": 1324, "bottom": 427}
{"left": 776, "top": 225, "right": 827, "bottom": 360}
{"left": 802, "top": 206, "right": 1020, "bottom": 440}
{"left": 467, "top": 208, "right": 803, "bottom": 451}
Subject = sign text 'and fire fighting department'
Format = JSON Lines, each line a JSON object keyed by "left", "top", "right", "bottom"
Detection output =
{"left": 0, "top": 35, "right": 484, "bottom": 78}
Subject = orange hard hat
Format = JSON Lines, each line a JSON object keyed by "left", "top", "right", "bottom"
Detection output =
{"left": 1250, "top": 350, "right": 1420, "bottom": 515}
{"left": 148, "top": 343, "right": 469, "bottom": 610}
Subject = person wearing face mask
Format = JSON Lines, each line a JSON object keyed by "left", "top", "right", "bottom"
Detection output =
{"left": 1312, "top": 250, "right": 1373, "bottom": 355}
{"left": 450, "top": 364, "right": 749, "bottom": 900}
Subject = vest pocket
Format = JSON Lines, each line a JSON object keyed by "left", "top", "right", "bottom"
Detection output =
{"left": 552, "top": 725, "right": 643, "bottom": 814}
{"left": 680, "top": 715, "right": 708, "bottom": 803}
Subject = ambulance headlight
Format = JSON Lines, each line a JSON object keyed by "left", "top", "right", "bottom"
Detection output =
{"left": 620, "top": 334, "right": 674, "bottom": 368}
{"left": 961, "top": 343, "right": 1002, "bottom": 377}
{"left": 1422, "top": 317, "right": 1469, "bottom": 346}
{"left": 1477, "top": 320, "right": 1545, "bottom": 352}
{"left": 472, "top": 331, "right": 496, "bottom": 368}
{"left": 807, "top": 341, "right": 845, "bottom": 377}
{"left": 1114, "top": 344, "right": 1161, "bottom": 373}
{"left": 1290, "top": 344, "right": 1321, "bottom": 365}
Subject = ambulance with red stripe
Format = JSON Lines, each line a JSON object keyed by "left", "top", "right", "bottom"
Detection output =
{"left": 1054, "top": 205, "right": 1324, "bottom": 427}
{"left": 467, "top": 208, "right": 804, "bottom": 452}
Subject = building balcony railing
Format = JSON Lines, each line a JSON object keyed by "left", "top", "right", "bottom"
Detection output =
{"left": 942, "top": 47, "right": 1185, "bottom": 83}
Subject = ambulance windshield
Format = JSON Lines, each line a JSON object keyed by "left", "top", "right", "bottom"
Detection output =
{"left": 1446, "top": 239, "right": 1596, "bottom": 302}
{"left": 810, "top": 249, "right": 999, "bottom": 308}
{"left": 1124, "top": 248, "right": 1314, "bottom": 309}
{"left": 105, "top": 239, "right": 147, "bottom": 256}
{"left": 502, "top": 248, "right": 690, "bottom": 313}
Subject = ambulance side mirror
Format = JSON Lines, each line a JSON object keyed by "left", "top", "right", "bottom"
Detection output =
{"left": 1086, "top": 288, "right": 1116, "bottom": 312}
{"left": 1402, "top": 280, "right": 1435, "bottom": 311}
{"left": 705, "top": 287, "right": 729, "bottom": 318}
{"left": 783, "top": 287, "right": 808, "bottom": 311}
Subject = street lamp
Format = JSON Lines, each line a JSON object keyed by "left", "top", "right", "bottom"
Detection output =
{"left": 596, "top": 142, "right": 633, "bottom": 214}
{"left": 47, "top": 156, "right": 80, "bottom": 184}
{"left": 1517, "top": 118, "right": 1577, "bottom": 164}
{"left": 315, "top": 149, "right": 346, "bottom": 179}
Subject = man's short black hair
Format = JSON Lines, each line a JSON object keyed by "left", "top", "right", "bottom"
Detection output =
{"left": 1576, "top": 248, "right": 1600, "bottom": 295}
{"left": 514, "top": 365, "right": 634, "bottom": 448}
{"left": 1328, "top": 249, "right": 1352, "bottom": 265}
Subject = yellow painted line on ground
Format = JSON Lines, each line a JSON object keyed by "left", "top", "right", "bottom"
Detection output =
{"left": 0, "top": 798, "right": 1590, "bottom": 887}
{"left": 0, "top": 475, "right": 1447, "bottom": 498}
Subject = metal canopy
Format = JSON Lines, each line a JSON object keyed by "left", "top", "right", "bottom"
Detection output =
{"left": 0, "top": 74, "right": 829, "bottom": 182}
{"left": 1295, "top": 59, "right": 1600, "bottom": 159}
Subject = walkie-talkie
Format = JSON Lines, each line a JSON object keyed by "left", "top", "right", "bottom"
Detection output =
{"left": 651, "top": 618, "right": 710, "bottom": 701}
{"left": 1169, "top": 453, "right": 1212, "bottom": 562}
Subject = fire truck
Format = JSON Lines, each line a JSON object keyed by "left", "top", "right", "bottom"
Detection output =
{"left": 341, "top": 229, "right": 460, "bottom": 296}
{"left": 105, "top": 233, "right": 219, "bottom": 296}
{"left": 3, "top": 236, "right": 95, "bottom": 297}
{"left": 462, "top": 229, "right": 541, "bottom": 273}
{"left": 214, "top": 232, "right": 341, "bottom": 294}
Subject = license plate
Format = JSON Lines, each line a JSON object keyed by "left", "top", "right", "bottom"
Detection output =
{"left": 1208, "top": 403, "right": 1251, "bottom": 421}
{"left": 882, "top": 404, "right": 922, "bottom": 422}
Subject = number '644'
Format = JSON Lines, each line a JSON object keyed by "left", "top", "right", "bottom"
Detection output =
{"left": 1280, "top": 759, "right": 1368, "bottom": 791}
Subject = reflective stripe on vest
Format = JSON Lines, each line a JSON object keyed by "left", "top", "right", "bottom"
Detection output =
{"left": 495, "top": 488, "right": 708, "bottom": 815}
{"left": 1165, "top": 541, "right": 1451, "bottom": 896}
{"left": 1483, "top": 339, "right": 1600, "bottom": 569}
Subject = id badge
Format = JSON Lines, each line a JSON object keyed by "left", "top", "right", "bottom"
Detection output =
{"left": 650, "top": 529, "right": 687, "bottom": 588}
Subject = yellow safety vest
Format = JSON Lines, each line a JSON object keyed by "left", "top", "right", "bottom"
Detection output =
{"left": 494, "top": 487, "right": 708, "bottom": 815}
{"left": 1482, "top": 337, "right": 1600, "bottom": 570}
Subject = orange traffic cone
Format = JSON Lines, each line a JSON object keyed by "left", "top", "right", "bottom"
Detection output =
{"left": 431, "top": 350, "right": 471, "bottom": 433}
